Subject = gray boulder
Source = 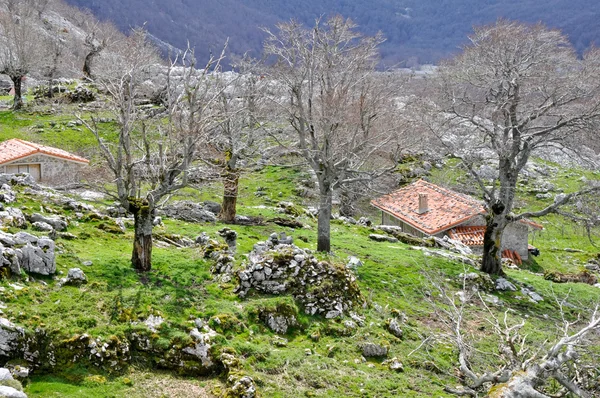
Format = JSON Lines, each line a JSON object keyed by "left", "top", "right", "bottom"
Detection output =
{"left": 160, "top": 201, "right": 216, "bottom": 223}
{"left": 29, "top": 214, "right": 67, "bottom": 231}
{"left": 0, "top": 386, "right": 26, "bottom": 398}
{"left": 495, "top": 278, "right": 517, "bottom": 292}
{"left": 0, "top": 185, "right": 16, "bottom": 204}
{"left": 19, "top": 239, "right": 56, "bottom": 275}
{"left": 0, "top": 368, "right": 12, "bottom": 381}
{"left": 0, "top": 318, "right": 24, "bottom": 358}
{"left": 61, "top": 268, "right": 87, "bottom": 286}
{"left": 0, "top": 208, "right": 25, "bottom": 228}
{"left": 362, "top": 343, "right": 388, "bottom": 358}
{"left": 31, "top": 222, "right": 53, "bottom": 232}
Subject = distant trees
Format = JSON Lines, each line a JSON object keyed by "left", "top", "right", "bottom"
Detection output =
{"left": 432, "top": 20, "right": 600, "bottom": 275}
{"left": 0, "top": 0, "right": 45, "bottom": 109}
{"left": 263, "top": 16, "right": 400, "bottom": 252}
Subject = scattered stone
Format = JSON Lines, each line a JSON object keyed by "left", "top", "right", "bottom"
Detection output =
{"left": 81, "top": 260, "right": 93, "bottom": 267}
{"left": 31, "top": 222, "right": 53, "bottom": 232}
{"left": 60, "top": 268, "right": 87, "bottom": 286}
{"left": 0, "top": 368, "right": 12, "bottom": 381}
{"left": 181, "top": 324, "right": 217, "bottom": 369}
{"left": 0, "top": 386, "right": 27, "bottom": 398}
{"left": 383, "top": 357, "right": 404, "bottom": 372}
{"left": 369, "top": 234, "right": 398, "bottom": 243}
{"left": 57, "top": 232, "right": 77, "bottom": 240}
{"left": 495, "top": 278, "right": 517, "bottom": 292}
{"left": 28, "top": 213, "right": 67, "bottom": 231}
{"left": 218, "top": 228, "right": 238, "bottom": 253}
{"left": 272, "top": 337, "right": 288, "bottom": 347}
{"left": 346, "top": 256, "right": 363, "bottom": 271}
{"left": 0, "top": 318, "right": 24, "bottom": 357}
{"left": 0, "top": 185, "right": 16, "bottom": 204}
{"left": 144, "top": 315, "right": 164, "bottom": 333}
{"left": 0, "top": 208, "right": 26, "bottom": 228}
{"left": 412, "top": 247, "right": 477, "bottom": 267}
{"left": 521, "top": 287, "right": 543, "bottom": 303}
{"left": 9, "top": 366, "right": 28, "bottom": 379}
{"left": 226, "top": 375, "right": 256, "bottom": 398}
{"left": 387, "top": 318, "right": 403, "bottom": 339}
{"left": 160, "top": 201, "right": 217, "bottom": 223}
{"left": 357, "top": 217, "right": 372, "bottom": 227}
{"left": 361, "top": 343, "right": 388, "bottom": 358}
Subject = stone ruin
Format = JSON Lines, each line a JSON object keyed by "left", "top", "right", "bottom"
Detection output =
{"left": 235, "top": 233, "right": 364, "bottom": 318}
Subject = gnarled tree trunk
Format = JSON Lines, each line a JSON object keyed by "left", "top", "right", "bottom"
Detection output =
{"left": 481, "top": 199, "right": 509, "bottom": 275}
{"left": 317, "top": 185, "right": 332, "bottom": 252}
{"left": 219, "top": 167, "right": 240, "bottom": 223}
{"left": 129, "top": 198, "right": 154, "bottom": 272}
{"left": 11, "top": 75, "right": 23, "bottom": 110}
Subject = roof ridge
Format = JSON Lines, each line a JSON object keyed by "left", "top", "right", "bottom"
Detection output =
{"left": 13, "top": 138, "right": 39, "bottom": 150}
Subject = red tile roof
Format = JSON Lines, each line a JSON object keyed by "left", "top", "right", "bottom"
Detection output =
{"left": 448, "top": 226, "right": 485, "bottom": 246}
{"left": 371, "top": 179, "right": 486, "bottom": 235}
{"left": 0, "top": 139, "right": 89, "bottom": 165}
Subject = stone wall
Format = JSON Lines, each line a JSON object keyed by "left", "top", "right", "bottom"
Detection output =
{"left": 501, "top": 222, "right": 529, "bottom": 260}
{"left": 0, "top": 155, "right": 85, "bottom": 185}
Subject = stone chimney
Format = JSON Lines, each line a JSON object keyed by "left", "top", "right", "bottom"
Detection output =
{"left": 417, "top": 193, "right": 429, "bottom": 214}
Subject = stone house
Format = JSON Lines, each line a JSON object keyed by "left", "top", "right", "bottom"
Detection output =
{"left": 371, "top": 179, "right": 543, "bottom": 262}
{"left": 0, "top": 139, "right": 89, "bottom": 184}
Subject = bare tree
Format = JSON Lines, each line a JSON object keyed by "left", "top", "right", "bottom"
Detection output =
{"left": 81, "top": 20, "right": 121, "bottom": 80}
{"left": 0, "top": 1, "right": 45, "bottom": 109}
{"left": 428, "top": 276, "right": 600, "bottom": 397}
{"left": 430, "top": 20, "right": 600, "bottom": 274}
{"left": 263, "top": 16, "right": 400, "bottom": 252}
{"left": 208, "top": 70, "right": 266, "bottom": 222}
{"left": 81, "top": 29, "right": 226, "bottom": 271}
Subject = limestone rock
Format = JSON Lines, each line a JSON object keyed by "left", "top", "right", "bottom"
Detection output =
{"left": 19, "top": 239, "right": 56, "bottom": 276}
{"left": 383, "top": 357, "right": 404, "bottom": 372}
{"left": 181, "top": 325, "right": 217, "bottom": 369}
{"left": 362, "top": 343, "right": 388, "bottom": 358}
{"left": 0, "top": 185, "right": 16, "bottom": 204}
{"left": 60, "top": 268, "right": 87, "bottom": 286}
{"left": 227, "top": 375, "right": 256, "bottom": 398}
{"left": 387, "top": 318, "right": 403, "bottom": 339}
{"left": 0, "top": 318, "right": 24, "bottom": 358}
{"left": 346, "top": 256, "right": 363, "bottom": 271}
{"left": 160, "top": 201, "right": 217, "bottom": 223}
{"left": 369, "top": 234, "right": 398, "bottom": 243}
{"left": 236, "top": 235, "right": 363, "bottom": 318}
{"left": 144, "top": 315, "right": 164, "bottom": 333}
{"left": 495, "top": 278, "right": 517, "bottom": 291}
{"left": 29, "top": 214, "right": 67, "bottom": 231}
{"left": 0, "top": 208, "right": 26, "bottom": 228}
{"left": 0, "top": 386, "right": 27, "bottom": 398}
{"left": 31, "top": 222, "right": 53, "bottom": 232}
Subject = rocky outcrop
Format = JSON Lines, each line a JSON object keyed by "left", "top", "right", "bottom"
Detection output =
{"left": 236, "top": 233, "right": 364, "bottom": 318}
{"left": 159, "top": 201, "right": 217, "bottom": 223}
{"left": 0, "top": 319, "right": 25, "bottom": 359}
{"left": 59, "top": 268, "right": 87, "bottom": 286}
{"left": 0, "top": 232, "right": 56, "bottom": 276}
{"left": 28, "top": 214, "right": 67, "bottom": 232}
{"left": 0, "top": 208, "right": 25, "bottom": 229}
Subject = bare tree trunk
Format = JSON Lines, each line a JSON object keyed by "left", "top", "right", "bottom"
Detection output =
{"left": 339, "top": 187, "right": 358, "bottom": 218}
{"left": 83, "top": 49, "right": 101, "bottom": 79}
{"left": 219, "top": 167, "right": 239, "bottom": 223}
{"left": 129, "top": 199, "right": 154, "bottom": 272}
{"left": 317, "top": 185, "right": 332, "bottom": 252}
{"left": 481, "top": 201, "right": 508, "bottom": 275}
{"left": 11, "top": 75, "right": 23, "bottom": 110}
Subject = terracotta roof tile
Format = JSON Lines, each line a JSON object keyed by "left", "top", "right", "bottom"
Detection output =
{"left": 448, "top": 226, "right": 485, "bottom": 246}
{"left": 371, "top": 180, "right": 486, "bottom": 235}
{"left": 0, "top": 139, "right": 89, "bottom": 165}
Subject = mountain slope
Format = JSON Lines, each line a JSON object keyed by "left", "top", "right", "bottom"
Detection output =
{"left": 64, "top": 0, "right": 600, "bottom": 66}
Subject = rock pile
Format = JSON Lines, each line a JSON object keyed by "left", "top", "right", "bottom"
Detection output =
{"left": 236, "top": 233, "right": 364, "bottom": 318}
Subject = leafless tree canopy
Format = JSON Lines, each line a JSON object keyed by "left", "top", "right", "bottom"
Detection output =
{"left": 428, "top": 20, "right": 600, "bottom": 274}
{"left": 263, "top": 16, "right": 401, "bottom": 251}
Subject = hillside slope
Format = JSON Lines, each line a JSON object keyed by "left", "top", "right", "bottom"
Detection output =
{"left": 64, "top": 0, "right": 600, "bottom": 66}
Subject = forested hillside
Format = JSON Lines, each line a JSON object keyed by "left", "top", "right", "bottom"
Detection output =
{"left": 64, "top": 0, "right": 600, "bottom": 66}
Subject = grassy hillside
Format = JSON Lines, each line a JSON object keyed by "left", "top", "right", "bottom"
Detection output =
{"left": 0, "top": 103, "right": 599, "bottom": 397}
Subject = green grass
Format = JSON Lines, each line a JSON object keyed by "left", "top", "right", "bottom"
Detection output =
{"left": 1, "top": 103, "right": 599, "bottom": 396}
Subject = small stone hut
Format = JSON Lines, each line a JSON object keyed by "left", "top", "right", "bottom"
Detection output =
{"left": 371, "top": 179, "right": 543, "bottom": 261}
{"left": 0, "top": 139, "right": 88, "bottom": 184}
